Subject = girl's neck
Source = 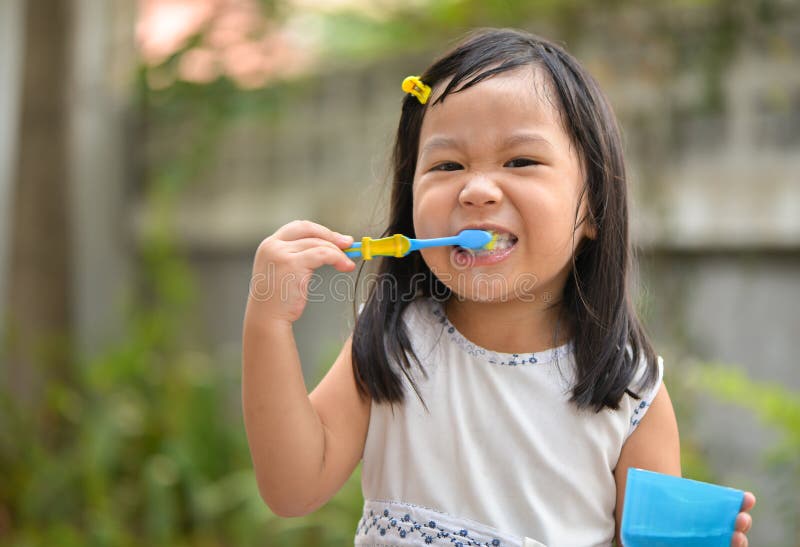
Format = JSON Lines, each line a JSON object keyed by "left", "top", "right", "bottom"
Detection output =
{"left": 444, "top": 296, "right": 570, "bottom": 354}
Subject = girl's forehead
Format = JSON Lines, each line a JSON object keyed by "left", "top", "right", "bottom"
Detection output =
{"left": 420, "top": 67, "right": 566, "bottom": 144}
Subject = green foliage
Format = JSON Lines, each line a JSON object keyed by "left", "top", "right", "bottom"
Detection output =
{"left": 691, "top": 364, "right": 800, "bottom": 541}
{"left": 692, "top": 365, "right": 800, "bottom": 460}
{"left": 660, "top": 366, "right": 717, "bottom": 484}
{"left": 0, "top": 195, "right": 363, "bottom": 546}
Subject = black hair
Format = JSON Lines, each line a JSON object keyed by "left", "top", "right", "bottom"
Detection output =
{"left": 351, "top": 28, "right": 658, "bottom": 413}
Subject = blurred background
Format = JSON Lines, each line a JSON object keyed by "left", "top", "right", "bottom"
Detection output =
{"left": 1, "top": 0, "right": 798, "bottom": 545}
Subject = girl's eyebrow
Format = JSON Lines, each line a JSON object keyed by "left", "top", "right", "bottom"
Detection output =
{"left": 419, "top": 136, "right": 462, "bottom": 157}
{"left": 503, "top": 131, "right": 554, "bottom": 150}
{"left": 419, "top": 132, "right": 553, "bottom": 158}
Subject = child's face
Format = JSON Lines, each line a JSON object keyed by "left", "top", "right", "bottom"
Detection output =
{"left": 412, "top": 67, "right": 595, "bottom": 303}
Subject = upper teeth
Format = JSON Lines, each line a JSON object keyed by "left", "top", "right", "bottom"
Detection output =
{"left": 492, "top": 232, "right": 516, "bottom": 243}
{"left": 460, "top": 231, "right": 517, "bottom": 252}
{"left": 490, "top": 232, "right": 516, "bottom": 250}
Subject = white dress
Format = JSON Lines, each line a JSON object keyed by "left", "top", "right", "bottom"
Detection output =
{"left": 354, "top": 297, "right": 663, "bottom": 547}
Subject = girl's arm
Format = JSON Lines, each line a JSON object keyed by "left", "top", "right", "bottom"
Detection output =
{"left": 613, "top": 384, "right": 756, "bottom": 546}
{"left": 242, "top": 221, "right": 370, "bottom": 517}
{"left": 613, "top": 383, "right": 681, "bottom": 545}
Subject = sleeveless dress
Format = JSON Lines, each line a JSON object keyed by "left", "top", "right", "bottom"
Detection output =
{"left": 355, "top": 297, "right": 663, "bottom": 547}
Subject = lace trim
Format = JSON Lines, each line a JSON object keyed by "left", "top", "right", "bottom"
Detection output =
{"left": 426, "top": 300, "right": 573, "bottom": 366}
{"left": 355, "top": 498, "right": 522, "bottom": 546}
{"left": 629, "top": 398, "right": 652, "bottom": 433}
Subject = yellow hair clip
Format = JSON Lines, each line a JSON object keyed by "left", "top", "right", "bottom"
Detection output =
{"left": 402, "top": 75, "right": 431, "bottom": 105}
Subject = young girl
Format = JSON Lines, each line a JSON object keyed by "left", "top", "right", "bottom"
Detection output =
{"left": 243, "top": 28, "right": 755, "bottom": 546}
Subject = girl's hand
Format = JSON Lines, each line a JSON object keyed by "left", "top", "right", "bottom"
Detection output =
{"left": 247, "top": 220, "right": 355, "bottom": 324}
{"left": 731, "top": 491, "right": 756, "bottom": 547}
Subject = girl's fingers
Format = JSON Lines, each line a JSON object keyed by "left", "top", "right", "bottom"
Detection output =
{"left": 293, "top": 246, "right": 356, "bottom": 272}
{"left": 275, "top": 220, "right": 353, "bottom": 247}
{"left": 284, "top": 238, "right": 356, "bottom": 271}
{"left": 735, "top": 512, "right": 752, "bottom": 533}
{"left": 731, "top": 493, "right": 756, "bottom": 547}
{"left": 284, "top": 237, "right": 352, "bottom": 254}
{"left": 740, "top": 492, "right": 756, "bottom": 512}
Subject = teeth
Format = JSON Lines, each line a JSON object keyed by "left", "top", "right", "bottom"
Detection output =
{"left": 491, "top": 238, "right": 515, "bottom": 250}
{"left": 492, "top": 232, "right": 516, "bottom": 245}
{"left": 460, "top": 231, "right": 517, "bottom": 254}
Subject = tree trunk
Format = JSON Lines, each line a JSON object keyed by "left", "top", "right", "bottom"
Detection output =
{"left": 6, "top": 0, "right": 73, "bottom": 408}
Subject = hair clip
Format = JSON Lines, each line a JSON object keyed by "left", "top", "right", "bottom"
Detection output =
{"left": 402, "top": 75, "right": 431, "bottom": 104}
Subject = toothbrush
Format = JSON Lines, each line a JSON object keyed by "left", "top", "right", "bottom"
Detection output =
{"left": 344, "top": 229, "right": 497, "bottom": 260}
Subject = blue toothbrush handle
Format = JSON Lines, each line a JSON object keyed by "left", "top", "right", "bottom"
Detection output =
{"left": 343, "top": 230, "right": 490, "bottom": 259}
{"left": 407, "top": 236, "right": 460, "bottom": 251}
{"left": 346, "top": 237, "right": 456, "bottom": 257}
{"left": 344, "top": 237, "right": 453, "bottom": 258}
{"left": 345, "top": 241, "right": 362, "bottom": 258}
{"left": 344, "top": 237, "right": 449, "bottom": 258}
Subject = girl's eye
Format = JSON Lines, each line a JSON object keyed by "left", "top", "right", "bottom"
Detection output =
{"left": 505, "top": 158, "right": 540, "bottom": 168}
{"left": 431, "top": 162, "right": 463, "bottom": 172}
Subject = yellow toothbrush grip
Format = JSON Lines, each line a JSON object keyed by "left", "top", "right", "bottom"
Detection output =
{"left": 359, "top": 234, "right": 411, "bottom": 260}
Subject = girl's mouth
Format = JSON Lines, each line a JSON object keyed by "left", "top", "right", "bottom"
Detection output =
{"left": 453, "top": 231, "right": 518, "bottom": 267}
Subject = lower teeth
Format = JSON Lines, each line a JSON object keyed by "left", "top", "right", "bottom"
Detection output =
{"left": 459, "top": 244, "right": 513, "bottom": 255}
{"left": 456, "top": 237, "right": 516, "bottom": 255}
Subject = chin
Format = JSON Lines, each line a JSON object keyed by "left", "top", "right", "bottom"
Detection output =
{"left": 441, "top": 276, "right": 513, "bottom": 303}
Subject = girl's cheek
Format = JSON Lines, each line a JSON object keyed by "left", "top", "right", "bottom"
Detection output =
{"left": 422, "top": 250, "right": 456, "bottom": 287}
{"left": 414, "top": 221, "right": 439, "bottom": 241}
{"left": 412, "top": 189, "right": 443, "bottom": 238}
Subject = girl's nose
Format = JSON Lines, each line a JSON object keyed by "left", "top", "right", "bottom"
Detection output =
{"left": 458, "top": 175, "right": 503, "bottom": 208}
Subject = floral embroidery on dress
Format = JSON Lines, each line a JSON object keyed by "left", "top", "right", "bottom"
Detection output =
{"left": 629, "top": 398, "right": 652, "bottom": 435}
{"left": 355, "top": 506, "right": 504, "bottom": 546}
{"left": 428, "top": 300, "right": 572, "bottom": 367}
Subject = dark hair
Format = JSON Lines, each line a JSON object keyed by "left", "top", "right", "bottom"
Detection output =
{"left": 351, "top": 28, "right": 658, "bottom": 413}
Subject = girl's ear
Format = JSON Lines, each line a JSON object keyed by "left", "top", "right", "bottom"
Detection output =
{"left": 576, "top": 211, "right": 598, "bottom": 240}
{"left": 585, "top": 219, "right": 598, "bottom": 240}
{"left": 577, "top": 187, "right": 597, "bottom": 240}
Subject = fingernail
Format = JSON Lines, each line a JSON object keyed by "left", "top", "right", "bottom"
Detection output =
{"left": 338, "top": 233, "right": 353, "bottom": 243}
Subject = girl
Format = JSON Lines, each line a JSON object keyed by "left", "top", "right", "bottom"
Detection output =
{"left": 243, "top": 28, "right": 755, "bottom": 546}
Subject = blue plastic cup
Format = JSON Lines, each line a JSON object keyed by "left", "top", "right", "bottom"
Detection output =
{"left": 621, "top": 468, "right": 744, "bottom": 547}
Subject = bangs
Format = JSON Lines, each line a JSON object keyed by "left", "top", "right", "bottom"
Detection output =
{"left": 430, "top": 58, "right": 535, "bottom": 106}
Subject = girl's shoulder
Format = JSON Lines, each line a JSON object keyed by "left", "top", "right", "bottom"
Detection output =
{"left": 624, "top": 346, "right": 665, "bottom": 439}
{"left": 627, "top": 345, "right": 664, "bottom": 396}
{"left": 627, "top": 343, "right": 663, "bottom": 386}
